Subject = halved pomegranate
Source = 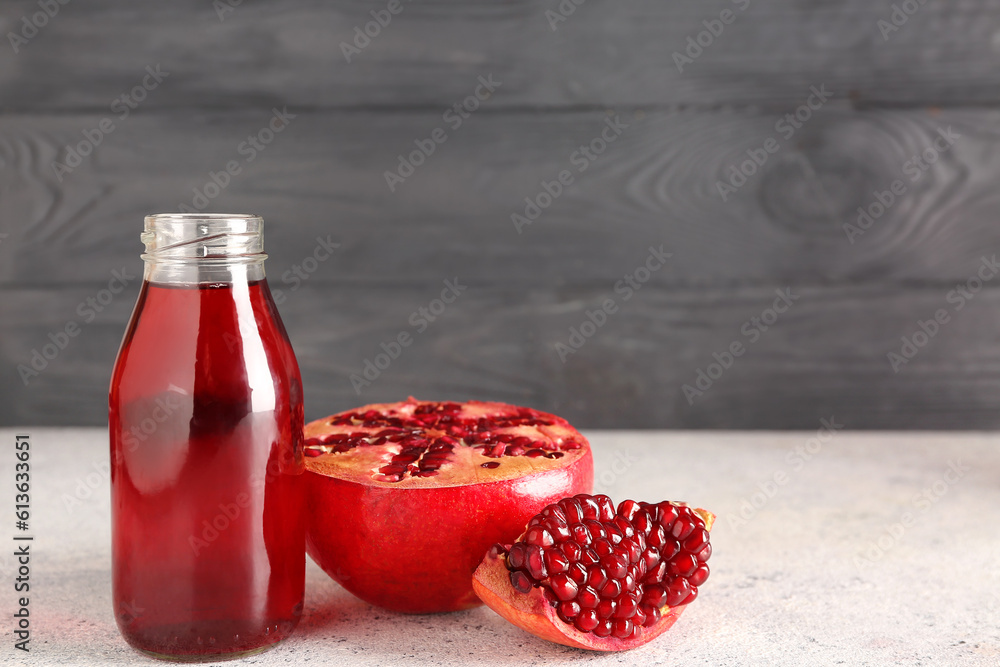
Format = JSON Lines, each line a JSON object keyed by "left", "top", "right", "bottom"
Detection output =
{"left": 303, "top": 398, "right": 593, "bottom": 613}
{"left": 473, "top": 494, "right": 714, "bottom": 651}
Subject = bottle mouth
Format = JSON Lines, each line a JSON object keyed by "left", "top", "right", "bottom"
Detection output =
{"left": 142, "top": 213, "right": 266, "bottom": 262}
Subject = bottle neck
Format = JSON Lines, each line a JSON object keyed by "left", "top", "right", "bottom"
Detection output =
{"left": 143, "top": 258, "right": 266, "bottom": 285}
{"left": 141, "top": 214, "right": 268, "bottom": 286}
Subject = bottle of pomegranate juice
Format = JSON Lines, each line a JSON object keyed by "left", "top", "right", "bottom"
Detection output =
{"left": 109, "top": 214, "right": 305, "bottom": 661}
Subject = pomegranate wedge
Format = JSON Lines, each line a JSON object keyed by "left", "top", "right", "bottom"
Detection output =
{"left": 304, "top": 399, "right": 593, "bottom": 613}
{"left": 473, "top": 494, "right": 714, "bottom": 651}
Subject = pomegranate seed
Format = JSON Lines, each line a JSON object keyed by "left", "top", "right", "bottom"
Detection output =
{"left": 633, "top": 606, "right": 647, "bottom": 628}
{"left": 689, "top": 564, "right": 710, "bottom": 587}
{"left": 605, "top": 523, "right": 624, "bottom": 545}
{"left": 696, "top": 544, "right": 712, "bottom": 562}
{"left": 480, "top": 461, "right": 500, "bottom": 469}
{"left": 567, "top": 562, "right": 588, "bottom": 584}
{"left": 643, "top": 584, "right": 667, "bottom": 607}
{"left": 543, "top": 520, "right": 571, "bottom": 542}
{"left": 682, "top": 588, "right": 698, "bottom": 605}
{"left": 642, "top": 604, "right": 661, "bottom": 627}
{"left": 577, "top": 495, "right": 600, "bottom": 520}
{"left": 614, "top": 593, "right": 639, "bottom": 618}
{"left": 668, "top": 553, "right": 698, "bottom": 578}
{"left": 304, "top": 448, "right": 323, "bottom": 458}
{"left": 561, "top": 499, "right": 585, "bottom": 524}
{"left": 550, "top": 573, "right": 579, "bottom": 601}
{"left": 525, "top": 449, "right": 545, "bottom": 458}
{"left": 562, "top": 541, "right": 583, "bottom": 562}
{"left": 647, "top": 525, "right": 667, "bottom": 549}
{"left": 611, "top": 618, "right": 633, "bottom": 639}
{"left": 683, "top": 528, "right": 709, "bottom": 552}
{"left": 633, "top": 510, "right": 653, "bottom": 534}
{"left": 593, "top": 494, "right": 615, "bottom": 521}
{"left": 612, "top": 515, "right": 635, "bottom": 539}
{"left": 510, "top": 571, "right": 532, "bottom": 593}
{"left": 624, "top": 539, "right": 642, "bottom": 564}
{"left": 671, "top": 517, "right": 697, "bottom": 541}
{"left": 540, "top": 505, "right": 568, "bottom": 524}
{"left": 585, "top": 519, "right": 607, "bottom": 540}
{"left": 544, "top": 549, "right": 570, "bottom": 575}
{"left": 600, "top": 578, "right": 623, "bottom": 600}
{"left": 557, "top": 600, "right": 581, "bottom": 623}
{"left": 525, "top": 545, "right": 547, "bottom": 580}
{"left": 525, "top": 527, "right": 554, "bottom": 547}
{"left": 570, "top": 523, "right": 591, "bottom": 544}
{"left": 601, "top": 554, "right": 628, "bottom": 580}
{"left": 577, "top": 586, "right": 599, "bottom": 608}
{"left": 644, "top": 561, "right": 667, "bottom": 584}
{"left": 594, "top": 539, "right": 614, "bottom": 558}
{"left": 622, "top": 572, "right": 636, "bottom": 593}
{"left": 488, "top": 543, "right": 507, "bottom": 558}
{"left": 593, "top": 619, "right": 613, "bottom": 638}
{"left": 655, "top": 503, "right": 680, "bottom": 528}
{"left": 579, "top": 548, "right": 600, "bottom": 567}
{"left": 596, "top": 597, "right": 617, "bottom": 619}
{"left": 661, "top": 539, "right": 681, "bottom": 560}
{"left": 617, "top": 499, "right": 642, "bottom": 522}
{"left": 507, "top": 544, "right": 526, "bottom": 569}
{"left": 574, "top": 609, "right": 599, "bottom": 632}
{"left": 642, "top": 547, "right": 661, "bottom": 572}
{"left": 665, "top": 578, "right": 691, "bottom": 607}
{"left": 587, "top": 567, "right": 608, "bottom": 591}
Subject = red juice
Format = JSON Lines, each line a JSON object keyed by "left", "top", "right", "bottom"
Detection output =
{"left": 109, "top": 279, "right": 305, "bottom": 660}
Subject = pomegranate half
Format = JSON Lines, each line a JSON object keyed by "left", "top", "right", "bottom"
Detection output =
{"left": 473, "top": 494, "right": 714, "bottom": 651}
{"left": 303, "top": 398, "right": 593, "bottom": 613}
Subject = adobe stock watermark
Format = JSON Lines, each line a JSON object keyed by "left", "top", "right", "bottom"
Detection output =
{"left": 852, "top": 459, "right": 968, "bottom": 572}
{"left": 728, "top": 417, "right": 844, "bottom": 533}
{"left": 592, "top": 448, "right": 638, "bottom": 494}
{"left": 340, "top": 0, "right": 413, "bottom": 63}
{"left": 384, "top": 74, "right": 502, "bottom": 192}
{"left": 887, "top": 255, "right": 999, "bottom": 373}
{"left": 7, "top": 0, "right": 71, "bottom": 54}
{"left": 512, "top": 112, "right": 636, "bottom": 234}
{"left": 843, "top": 126, "right": 960, "bottom": 244}
{"left": 62, "top": 387, "right": 188, "bottom": 513}
{"left": 877, "top": 0, "right": 929, "bottom": 41}
{"left": 213, "top": 0, "right": 243, "bottom": 21}
{"left": 189, "top": 442, "right": 301, "bottom": 555}
{"left": 555, "top": 245, "right": 672, "bottom": 363}
{"left": 51, "top": 65, "right": 170, "bottom": 182}
{"left": 177, "top": 107, "right": 296, "bottom": 212}
{"left": 544, "top": 0, "right": 587, "bottom": 31}
{"left": 18, "top": 267, "right": 136, "bottom": 386}
{"left": 716, "top": 84, "right": 832, "bottom": 202}
{"left": 682, "top": 288, "right": 799, "bottom": 404}
{"left": 350, "top": 278, "right": 468, "bottom": 394}
{"left": 672, "top": 0, "right": 751, "bottom": 74}
{"left": 270, "top": 235, "right": 342, "bottom": 305}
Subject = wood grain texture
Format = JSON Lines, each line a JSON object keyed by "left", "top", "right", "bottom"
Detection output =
{"left": 5, "top": 282, "right": 1000, "bottom": 429}
{"left": 1, "top": 1, "right": 999, "bottom": 110}
{"left": 1, "top": 107, "right": 998, "bottom": 289}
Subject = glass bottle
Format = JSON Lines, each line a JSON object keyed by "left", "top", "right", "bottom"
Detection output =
{"left": 108, "top": 214, "right": 305, "bottom": 661}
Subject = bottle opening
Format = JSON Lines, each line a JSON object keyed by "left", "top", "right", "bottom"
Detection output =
{"left": 142, "top": 213, "right": 265, "bottom": 261}
{"left": 141, "top": 213, "right": 267, "bottom": 284}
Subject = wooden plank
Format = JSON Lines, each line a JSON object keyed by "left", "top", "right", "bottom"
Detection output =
{"left": 5, "top": 283, "right": 1000, "bottom": 429}
{"left": 1, "top": 1, "right": 1000, "bottom": 110}
{"left": 1, "top": 108, "right": 999, "bottom": 287}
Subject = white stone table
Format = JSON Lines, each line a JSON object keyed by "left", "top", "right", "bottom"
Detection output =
{"left": 1, "top": 428, "right": 998, "bottom": 666}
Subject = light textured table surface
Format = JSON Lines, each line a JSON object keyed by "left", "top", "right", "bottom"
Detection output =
{"left": 1, "top": 428, "right": 998, "bottom": 666}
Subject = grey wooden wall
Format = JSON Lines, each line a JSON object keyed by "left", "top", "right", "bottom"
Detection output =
{"left": 3, "top": 0, "right": 1000, "bottom": 429}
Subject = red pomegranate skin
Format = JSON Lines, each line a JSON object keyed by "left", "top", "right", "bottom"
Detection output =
{"left": 304, "top": 399, "right": 594, "bottom": 613}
